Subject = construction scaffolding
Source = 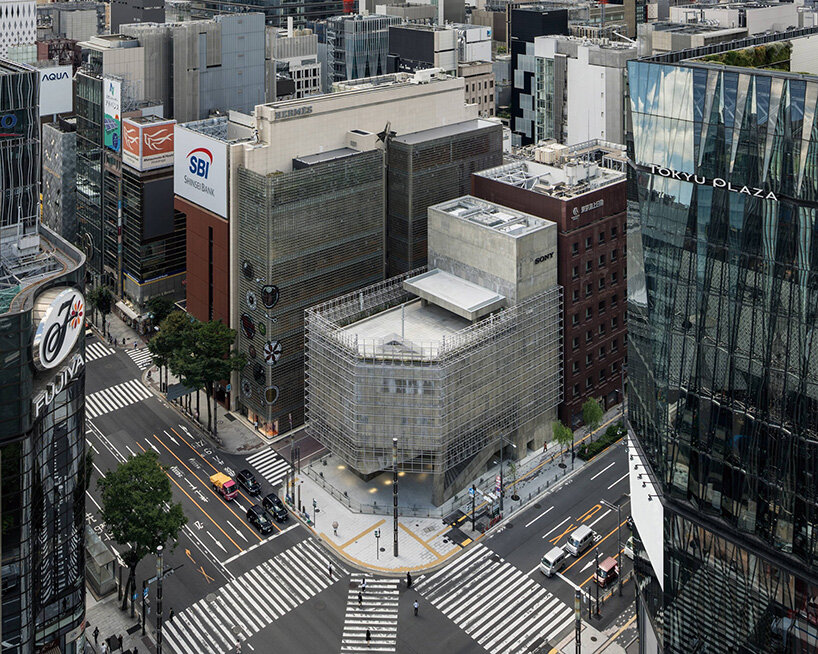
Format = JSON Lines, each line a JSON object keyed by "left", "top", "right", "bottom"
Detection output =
{"left": 305, "top": 269, "right": 563, "bottom": 484}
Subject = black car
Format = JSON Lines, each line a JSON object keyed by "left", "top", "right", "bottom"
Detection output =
{"left": 237, "top": 469, "right": 261, "bottom": 495}
{"left": 247, "top": 505, "right": 273, "bottom": 534}
{"left": 262, "top": 493, "right": 289, "bottom": 523}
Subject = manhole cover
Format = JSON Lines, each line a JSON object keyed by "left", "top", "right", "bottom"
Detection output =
{"left": 380, "top": 547, "right": 385, "bottom": 552}
{"left": 505, "top": 523, "right": 513, "bottom": 528}
{"left": 491, "top": 554, "right": 501, "bottom": 563}
{"left": 559, "top": 463, "right": 567, "bottom": 468}
{"left": 314, "top": 600, "right": 326, "bottom": 611}
{"left": 534, "top": 503, "right": 542, "bottom": 509}
{"left": 590, "top": 636, "right": 598, "bottom": 642}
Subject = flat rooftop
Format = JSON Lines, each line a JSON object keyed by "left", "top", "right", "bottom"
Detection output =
{"left": 393, "top": 119, "right": 497, "bottom": 146}
{"left": 403, "top": 269, "right": 506, "bottom": 321}
{"left": 434, "top": 196, "right": 550, "bottom": 236}
{"left": 339, "top": 298, "right": 470, "bottom": 359}
{"left": 0, "top": 60, "right": 33, "bottom": 75}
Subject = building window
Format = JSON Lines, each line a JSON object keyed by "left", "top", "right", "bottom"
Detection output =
{"left": 585, "top": 307, "right": 593, "bottom": 319}
{"left": 599, "top": 277, "right": 605, "bottom": 290}
{"left": 586, "top": 377, "right": 593, "bottom": 389}
{"left": 572, "top": 265, "right": 579, "bottom": 279}
{"left": 611, "top": 271, "right": 618, "bottom": 285}
{"left": 599, "top": 323, "right": 606, "bottom": 335}
{"left": 611, "top": 225, "right": 617, "bottom": 238}
{"left": 573, "top": 336, "right": 579, "bottom": 350}
{"left": 573, "top": 361, "right": 580, "bottom": 373}
{"left": 572, "top": 242, "right": 579, "bottom": 255}
{"left": 573, "top": 383, "right": 580, "bottom": 397}
{"left": 612, "top": 338, "right": 618, "bottom": 351}
{"left": 586, "top": 330, "right": 593, "bottom": 342}
{"left": 599, "top": 300, "right": 606, "bottom": 313}
{"left": 572, "top": 289, "right": 579, "bottom": 302}
{"left": 611, "top": 249, "right": 617, "bottom": 261}
{"left": 598, "top": 254, "right": 606, "bottom": 267}
{"left": 611, "top": 293, "right": 618, "bottom": 306}
{"left": 599, "top": 230, "right": 605, "bottom": 243}
{"left": 599, "top": 345, "right": 606, "bottom": 358}
{"left": 586, "top": 353, "right": 593, "bottom": 366}
{"left": 586, "top": 283, "right": 592, "bottom": 297}
{"left": 572, "top": 313, "right": 579, "bottom": 325}
{"left": 611, "top": 316, "right": 618, "bottom": 328}
{"left": 585, "top": 260, "right": 593, "bottom": 273}
{"left": 600, "top": 369, "right": 606, "bottom": 381}
{"left": 585, "top": 236, "right": 593, "bottom": 249}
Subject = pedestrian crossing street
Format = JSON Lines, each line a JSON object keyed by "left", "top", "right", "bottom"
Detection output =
{"left": 341, "top": 575, "right": 399, "bottom": 653}
{"left": 86, "top": 379, "right": 152, "bottom": 419}
{"left": 164, "top": 539, "right": 348, "bottom": 654}
{"left": 126, "top": 347, "right": 154, "bottom": 370}
{"left": 246, "top": 447, "right": 291, "bottom": 488}
{"left": 415, "top": 544, "right": 574, "bottom": 654}
{"left": 85, "top": 341, "right": 115, "bottom": 362}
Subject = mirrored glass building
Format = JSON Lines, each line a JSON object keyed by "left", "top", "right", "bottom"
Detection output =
{"left": 627, "top": 29, "right": 818, "bottom": 653}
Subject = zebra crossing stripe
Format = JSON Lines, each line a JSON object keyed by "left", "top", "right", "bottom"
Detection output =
{"left": 246, "top": 447, "right": 291, "bottom": 486}
{"left": 415, "top": 544, "right": 574, "bottom": 654}
{"left": 341, "top": 575, "right": 399, "bottom": 653}
{"left": 164, "top": 539, "right": 348, "bottom": 654}
{"left": 86, "top": 379, "right": 152, "bottom": 418}
{"left": 85, "top": 341, "right": 115, "bottom": 362}
{"left": 126, "top": 347, "right": 154, "bottom": 370}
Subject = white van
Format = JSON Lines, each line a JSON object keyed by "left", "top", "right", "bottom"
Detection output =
{"left": 539, "top": 546, "right": 568, "bottom": 577}
{"left": 565, "top": 524, "right": 595, "bottom": 556}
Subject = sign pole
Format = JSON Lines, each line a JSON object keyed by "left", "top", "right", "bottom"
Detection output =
{"left": 393, "top": 437, "right": 399, "bottom": 557}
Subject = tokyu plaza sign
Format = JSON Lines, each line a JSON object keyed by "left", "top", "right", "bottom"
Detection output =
{"left": 649, "top": 165, "right": 778, "bottom": 201}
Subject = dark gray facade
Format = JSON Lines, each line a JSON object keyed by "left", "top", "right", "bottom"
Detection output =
{"left": 110, "top": 0, "right": 164, "bottom": 32}
{"left": 236, "top": 149, "right": 385, "bottom": 433}
{"left": 42, "top": 119, "right": 78, "bottom": 244}
{"left": 386, "top": 119, "right": 504, "bottom": 277}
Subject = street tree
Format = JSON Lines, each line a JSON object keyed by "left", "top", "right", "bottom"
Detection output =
{"left": 148, "top": 311, "right": 192, "bottom": 393}
{"left": 146, "top": 295, "right": 176, "bottom": 326}
{"left": 87, "top": 286, "right": 113, "bottom": 335}
{"left": 552, "top": 420, "right": 574, "bottom": 455}
{"left": 98, "top": 451, "right": 186, "bottom": 612}
{"left": 582, "top": 397, "right": 604, "bottom": 440}
{"left": 171, "top": 320, "right": 244, "bottom": 439}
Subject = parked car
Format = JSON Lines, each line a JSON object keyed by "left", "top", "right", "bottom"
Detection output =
{"left": 594, "top": 556, "right": 619, "bottom": 588}
{"left": 237, "top": 469, "right": 261, "bottom": 495}
{"left": 262, "top": 493, "right": 289, "bottom": 523}
{"left": 247, "top": 505, "right": 273, "bottom": 534}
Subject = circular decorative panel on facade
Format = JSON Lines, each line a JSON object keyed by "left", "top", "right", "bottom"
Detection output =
{"left": 241, "top": 314, "right": 255, "bottom": 339}
{"left": 261, "top": 285, "right": 280, "bottom": 309}
{"left": 246, "top": 290, "right": 257, "bottom": 311}
{"left": 264, "top": 385, "right": 279, "bottom": 405}
{"left": 242, "top": 261, "right": 254, "bottom": 279}
{"left": 258, "top": 322, "right": 267, "bottom": 336}
{"left": 263, "top": 340, "right": 283, "bottom": 365}
{"left": 253, "top": 362, "right": 265, "bottom": 384}
{"left": 248, "top": 344, "right": 257, "bottom": 360}
{"left": 241, "top": 379, "right": 252, "bottom": 398}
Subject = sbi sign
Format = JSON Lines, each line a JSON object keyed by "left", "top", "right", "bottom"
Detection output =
{"left": 187, "top": 147, "right": 212, "bottom": 179}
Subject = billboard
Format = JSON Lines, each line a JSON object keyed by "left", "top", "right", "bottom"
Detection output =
{"left": 122, "top": 118, "right": 176, "bottom": 171}
{"left": 173, "top": 125, "right": 228, "bottom": 218}
{"left": 39, "top": 65, "right": 73, "bottom": 116}
{"left": 103, "top": 77, "right": 122, "bottom": 152}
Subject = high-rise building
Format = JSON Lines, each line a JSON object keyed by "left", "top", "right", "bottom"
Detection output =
{"left": 110, "top": 0, "right": 164, "bottom": 32}
{"left": 0, "top": 60, "right": 87, "bottom": 654}
{"left": 0, "top": 0, "right": 35, "bottom": 58}
{"left": 627, "top": 30, "right": 818, "bottom": 653}
{"left": 265, "top": 24, "right": 322, "bottom": 102}
{"left": 327, "top": 14, "right": 400, "bottom": 83}
{"left": 473, "top": 139, "right": 628, "bottom": 428}
{"left": 42, "top": 118, "right": 78, "bottom": 244}
{"left": 305, "top": 196, "right": 562, "bottom": 504}
{"left": 188, "top": 0, "right": 343, "bottom": 29}
{"left": 36, "top": 1, "right": 106, "bottom": 43}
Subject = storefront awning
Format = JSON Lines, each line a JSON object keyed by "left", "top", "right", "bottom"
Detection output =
{"left": 115, "top": 300, "right": 139, "bottom": 321}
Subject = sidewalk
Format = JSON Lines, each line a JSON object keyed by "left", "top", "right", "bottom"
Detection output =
{"left": 290, "top": 406, "right": 625, "bottom": 574}
{"left": 85, "top": 590, "right": 155, "bottom": 654}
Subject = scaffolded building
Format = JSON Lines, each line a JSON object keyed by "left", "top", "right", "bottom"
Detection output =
{"left": 306, "top": 197, "right": 563, "bottom": 504}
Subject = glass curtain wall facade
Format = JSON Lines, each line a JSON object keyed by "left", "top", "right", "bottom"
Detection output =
{"left": 235, "top": 149, "right": 385, "bottom": 434}
{"left": 627, "top": 39, "right": 818, "bottom": 653}
{"left": 188, "top": 0, "right": 343, "bottom": 28}
{"left": 327, "top": 15, "right": 401, "bottom": 83}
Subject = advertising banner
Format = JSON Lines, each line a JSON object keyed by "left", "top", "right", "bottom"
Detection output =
{"left": 122, "top": 119, "right": 176, "bottom": 171}
{"left": 173, "top": 125, "right": 228, "bottom": 218}
{"left": 103, "top": 77, "right": 122, "bottom": 152}
{"left": 39, "top": 65, "right": 73, "bottom": 116}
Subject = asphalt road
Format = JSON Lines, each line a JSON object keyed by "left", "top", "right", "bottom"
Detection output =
{"left": 84, "top": 334, "right": 636, "bottom": 654}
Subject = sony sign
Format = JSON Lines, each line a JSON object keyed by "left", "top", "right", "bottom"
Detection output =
{"left": 274, "top": 105, "right": 312, "bottom": 121}
{"left": 33, "top": 352, "right": 85, "bottom": 419}
{"left": 173, "top": 125, "right": 228, "bottom": 218}
{"left": 39, "top": 65, "right": 73, "bottom": 116}
{"left": 534, "top": 252, "right": 554, "bottom": 265}
{"left": 650, "top": 165, "right": 778, "bottom": 201}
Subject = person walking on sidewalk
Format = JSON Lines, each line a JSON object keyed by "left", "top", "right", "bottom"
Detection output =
{"left": 413, "top": 600, "right": 419, "bottom": 616}
{"left": 406, "top": 571, "right": 412, "bottom": 589}
{"left": 93, "top": 627, "right": 99, "bottom": 646}
{"left": 358, "top": 591, "right": 363, "bottom": 606}
{"left": 328, "top": 562, "right": 333, "bottom": 579}
{"left": 365, "top": 628, "right": 371, "bottom": 647}
{"left": 361, "top": 577, "right": 367, "bottom": 593}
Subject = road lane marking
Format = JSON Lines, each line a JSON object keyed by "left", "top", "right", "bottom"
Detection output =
{"left": 222, "top": 524, "right": 299, "bottom": 565}
{"left": 555, "top": 572, "right": 582, "bottom": 592}
{"left": 207, "top": 532, "right": 227, "bottom": 553}
{"left": 136, "top": 442, "right": 243, "bottom": 552}
{"left": 164, "top": 429, "right": 179, "bottom": 445}
{"left": 607, "top": 472, "right": 628, "bottom": 490}
{"left": 578, "top": 504, "right": 602, "bottom": 522}
{"left": 125, "top": 445, "right": 136, "bottom": 457}
{"left": 525, "top": 506, "right": 553, "bottom": 528}
{"left": 587, "top": 508, "right": 611, "bottom": 529}
{"left": 150, "top": 433, "right": 263, "bottom": 541}
{"left": 541, "top": 516, "right": 571, "bottom": 540}
{"left": 562, "top": 520, "right": 629, "bottom": 575}
{"left": 591, "top": 461, "right": 616, "bottom": 480}
{"left": 597, "top": 613, "right": 637, "bottom": 652}
{"left": 227, "top": 520, "right": 248, "bottom": 542}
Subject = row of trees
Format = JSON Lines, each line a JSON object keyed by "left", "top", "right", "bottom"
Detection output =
{"left": 551, "top": 397, "right": 605, "bottom": 454}
{"left": 147, "top": 312, "right": 244, "bottom": 439}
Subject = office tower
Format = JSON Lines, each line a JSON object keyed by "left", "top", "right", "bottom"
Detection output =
{"left": 305, "top": 196, "right": 562, "bottom": 504}
{"left": 0, "top": 60, "right": 87, "bottom": 654}
{"left": 42, "top": 118, "right": 78, "bottom": 243}
{"left": 0, "top": 0, "right": 35, "bottom": 58}
{"left": 627, "top": 30, "right": 818, "bottom": 653}
{"left": 36, "top": 2, "right": 106, "bottom": 43}
{"left": 188, "top": 0, "right": 343, "bottom": 29}
{"left": 473, "top": 139, "right": 628, "bottom": 428}
{"left": 265, "top": 24, "right": 322, "bottom": 102}
{"left": 110, "top": 0, "right": 164, "bottom": 32}
{"left": 326, "top": 14, "right": 400, "bottom": 83}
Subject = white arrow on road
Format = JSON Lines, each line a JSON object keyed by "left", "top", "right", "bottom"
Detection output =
{"left": 207, "top": 531, "right": 227, "bottom": 553}
{"left": 164, "top": 429, "right": 179, "bottom": 446}
{"left": 226, "top": 520, "right": 248, "bottom": 542}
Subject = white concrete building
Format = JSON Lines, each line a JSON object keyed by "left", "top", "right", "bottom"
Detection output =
{"left": 669, "top": 2, "right": 800, "bottom": 35}
{"left": 534, "top": 35, "right": 636, "bottom": 146}
{"left": 0, "top": 0, "right": 36, "bottom": 58}
{"left": 266, "top": 24, "right": 322, "bottom": 101}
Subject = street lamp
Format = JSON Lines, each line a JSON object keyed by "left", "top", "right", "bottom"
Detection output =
{"left": 594, "top": 546, "right": 600, "bottom": 617}
{"left": 601, "top": 499, "right": 623, "bottom": 597}
{"left": 156, "top": 545, "right": 164, "bottom": 654}
{"left": 374, "top": 528, "right": 381, "bottom": 560}
{"left": 497, "top": 436, "right": 517, "bottom": 514}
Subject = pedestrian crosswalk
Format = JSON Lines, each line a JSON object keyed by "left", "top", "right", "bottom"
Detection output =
{"left": 126, "top": 347, "right": 154, "bottom": 370}
{"left": 86, "top": 379, "right": 152, "bottom": 419}
{"left": 246, "top": 447, "right": 291, "bottom": 488}
{"left": 85, "top": 341, "right": 115, "bottom": 362}
{"left": 163, "top": 539, "right": 348, "bottom": 654}
{"left": 415, "top": 544, "right": 574, "bottom": 654}
{"left": 341, "top": 575, "right": 399, "bottom": 653}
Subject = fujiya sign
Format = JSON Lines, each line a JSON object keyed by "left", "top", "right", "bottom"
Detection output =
{"left": 33, "top": 352, "right": 85, "bottom": 418}
{"left": 650, "top": 165, "right": 778, "bottom": 201}
{"left": 33, "top": 287, "right": 85, "bottom": 370}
